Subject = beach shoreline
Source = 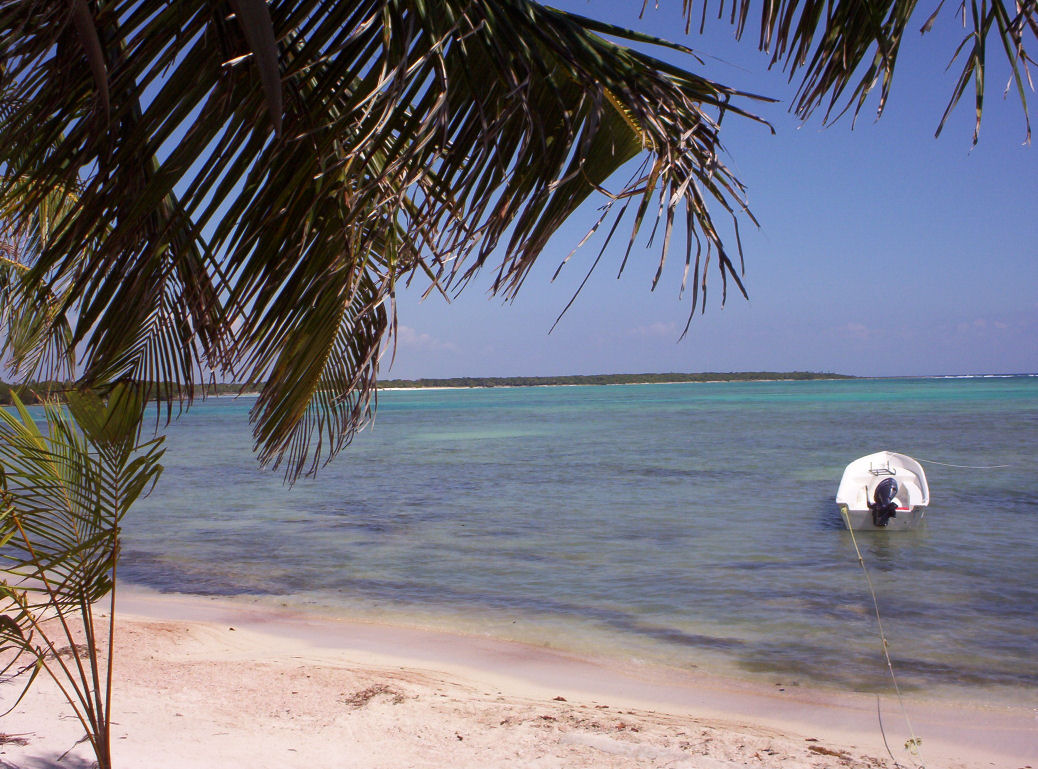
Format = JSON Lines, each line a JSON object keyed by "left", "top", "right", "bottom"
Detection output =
{"left": 3, "top": 590, "right": 1033, "bottom": 769}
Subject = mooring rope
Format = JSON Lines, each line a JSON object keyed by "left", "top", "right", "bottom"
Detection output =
{"left": 841, "top": 509, "right": 926, "bottom": 769}
{"left": 915, "top": 458, "right": 1010, "bottom": 469}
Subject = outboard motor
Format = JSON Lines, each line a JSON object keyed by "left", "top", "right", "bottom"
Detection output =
{"left": 869, "top": 477, "right": 899, "bottom": 527}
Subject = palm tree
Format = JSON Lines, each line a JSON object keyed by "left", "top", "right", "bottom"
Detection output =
{"left": 0, "top": 0, "right": 1033, "bottom": 480}
{"left": 0, "top": 4, "right": 1032, "bottom": 765}
{"left": 0, "top": 384, "right": 165, "bottom": 769}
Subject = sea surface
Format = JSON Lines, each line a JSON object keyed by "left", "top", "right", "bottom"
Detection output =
{"left": 121, "top": 376, "right": 1038, "bottom": 703}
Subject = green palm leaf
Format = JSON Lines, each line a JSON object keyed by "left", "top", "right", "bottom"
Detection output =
{"left": 0, "top": 387, "right": 164, "bottom": 611}
{"left": 0, "top": 385, "right": 164, "bottom": 766}
{"left": 0, "top": 181, "right": 79, "bottom": 382}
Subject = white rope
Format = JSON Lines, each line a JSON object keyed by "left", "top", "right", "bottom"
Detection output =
{"left": 915, "top": 458, "right": 1009, "bottom": 469}
{"left": 841, "top": 509, "right": 926, "bottom": 769}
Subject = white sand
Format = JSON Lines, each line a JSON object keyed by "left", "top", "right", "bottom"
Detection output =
{"left": 1, "top": 592, "right": 1033, "bottom": 768}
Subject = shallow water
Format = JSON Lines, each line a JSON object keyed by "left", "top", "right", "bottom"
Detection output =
{"left": 121, "top": 376, "right": 1038, "bottom": 702}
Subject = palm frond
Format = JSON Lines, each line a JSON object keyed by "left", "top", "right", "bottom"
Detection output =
{"left": 8, "top": 0, "right": 1032, "bottom": 480}
{"left": 1, "top": 0, "right": 777, "bottom": 478}
{"left": 0, "top": 387, "right": 164, "bottom": 612}
{"left": 682, "top": 1, "right": 1036, "bottom": 141}
{"left": 0, "top": 385, "right": 163, "bottom": 768}
{"left": 0, "top": 180, "right": 79, "bottom": 381}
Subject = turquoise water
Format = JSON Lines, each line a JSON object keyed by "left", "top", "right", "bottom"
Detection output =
{"left": 122, "top": 377, "right": 1038, "bottom": 702}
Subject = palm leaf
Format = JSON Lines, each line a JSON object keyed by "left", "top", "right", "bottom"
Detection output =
{"left": 0, "top": 180, "right": 79, "bottom": 382}
{"left": 683, "top": 1, "right": 1035, "bottom": 140}
{"left": 0, "top": 385, "right": 163, "bottom": 767}
{"left": 1, "top": 0, "right": 774, "bottom": 479}
{"left": 0, "top": 388, "right": 164, "bottom": 612}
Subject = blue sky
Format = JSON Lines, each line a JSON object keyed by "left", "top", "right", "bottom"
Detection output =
{"left": 386, "top": 2, "right": 1036, "bottom": 379}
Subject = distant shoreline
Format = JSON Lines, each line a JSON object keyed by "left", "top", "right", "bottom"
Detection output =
{"left": 375, "top": 371, "right": 855, "bottom": 390}
{"left": 211, "top": 371, "right": 1038, "bottom": 395}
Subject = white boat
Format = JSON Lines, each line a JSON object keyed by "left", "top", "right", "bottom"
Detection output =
{"left": 835, "top": 451, "right": 930, "bottom": 530}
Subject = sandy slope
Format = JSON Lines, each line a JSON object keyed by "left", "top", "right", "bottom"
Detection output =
{"left": 1, "top": 594, "right": 1033, "bottom": 769}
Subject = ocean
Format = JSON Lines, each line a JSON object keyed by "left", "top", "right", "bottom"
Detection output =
{"left": 122, "top": 376, "right": 1037, "bottom": 703}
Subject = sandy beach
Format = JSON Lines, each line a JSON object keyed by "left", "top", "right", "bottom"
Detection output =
{"left": 1, "top": 592, "right": 1033, "bottom": 769}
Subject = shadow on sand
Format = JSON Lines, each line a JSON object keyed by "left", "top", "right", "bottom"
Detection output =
{"left": 0, "top": 750, "right": 96, "bottom": 769}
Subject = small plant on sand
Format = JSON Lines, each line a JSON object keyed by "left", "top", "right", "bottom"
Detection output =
{"left": 0, "top": 385, "right": 164, "bottom": 769}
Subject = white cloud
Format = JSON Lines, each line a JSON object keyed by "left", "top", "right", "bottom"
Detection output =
{"left": 627, "top": 321, "right": 679, "bottom": 339}
{"left": 836, "top": 322, "right": 872, "bottom": 341}
{"left": 394, "top": 325, "right": 460, "bottom": 353}
{"left": 955, "top": 317, "right": 1014, "bottom": 335}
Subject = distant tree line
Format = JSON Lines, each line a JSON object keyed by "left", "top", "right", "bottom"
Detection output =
{"left": 377, "top": 372, "right": 855, "bottom": 389}
{"left": 0, "top": 381, "right": 71, "bottom": 405}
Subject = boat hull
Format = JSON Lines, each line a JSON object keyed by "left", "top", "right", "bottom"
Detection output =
{"left": 838, "top": 505, "right": 927, "bottom": 531}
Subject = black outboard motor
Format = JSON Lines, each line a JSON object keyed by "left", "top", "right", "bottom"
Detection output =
{"left": 869, "top": 477, "right": 899, "bottom": 527}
